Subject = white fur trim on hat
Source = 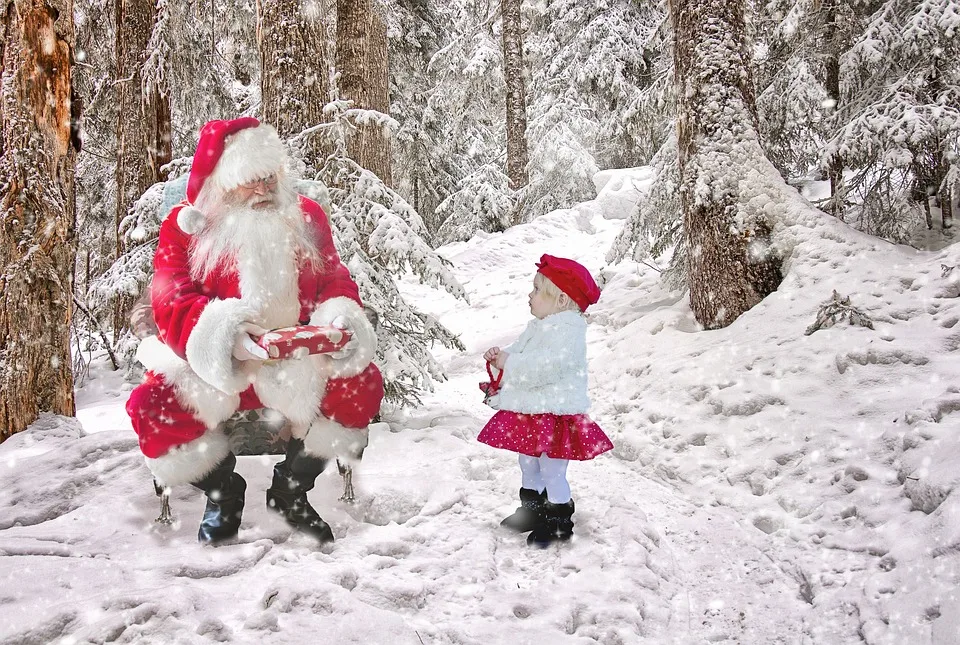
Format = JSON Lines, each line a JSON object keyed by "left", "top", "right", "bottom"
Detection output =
{"left": 209, "top": 124, "right": 288, "bottom": 194}
{"left": 145, "top": 429, "right": 231, "bottom": 488}
{"left": 308, "top": 297, "right": 378, "bottom": 379}
{"left": 177, "top": 206, "right": 207, "bottom": 235}
{"left": 301, "top": 414, "right": 369, "bottom": 461}
{"left": 186, "top": 298, "right": 260, "bottom": 395}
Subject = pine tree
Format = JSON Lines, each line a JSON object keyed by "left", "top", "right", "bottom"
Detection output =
{"left": 259, "top": 0, "right": 331, "bottom": 169}
{"left": 434, "top": 163, "right": 513, "bottom": 244}
{"left": 408, "top": 0, "right": 510, "bottom": 238}
{"left": 384, "top": 0, "right": 451, "bottom": 233}
{"left": 0, "top": 0, "right": 78, "bottom": 439}
{"left": 73, "top": 0, "right": 120, "bottom": 310}
{"left": 825, "top": 0, "right": 960, "bottom": 237}
{"left": 315, "top": 102, "right": 467, "bottom": 406}
{"left": 754, "top": 0, "right": 867, "bottom": 216}
{"left": 522, "top": 0, "right": 670, "bottom": 220}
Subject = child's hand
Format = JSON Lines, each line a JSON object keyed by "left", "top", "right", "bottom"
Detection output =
{"left": 492, "top": 351, "right": 508, "bottom": 370}
{"left": 483, "top": 347, "right": 500, "bottom": 363}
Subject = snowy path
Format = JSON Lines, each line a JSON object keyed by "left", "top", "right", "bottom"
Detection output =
{"left": 0, "top": 396, "right": 811, "bottom": 645}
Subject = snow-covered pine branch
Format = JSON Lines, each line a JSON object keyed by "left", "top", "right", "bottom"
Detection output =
{"left": 606, "top": 133, "right": 685, "bottom": 289}
{"left": 523, "top": 0, "right": 670, "bottom": 220}
{"left": 826, "top": 0, "right": 960, "bottom": 236}
{"left": 308, "top": 100, "right": 468, "bottom": 406}
{"left": 435, "top": 163, "right": 513, "bottom": 245}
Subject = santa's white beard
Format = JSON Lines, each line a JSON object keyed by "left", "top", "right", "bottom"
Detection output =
{"left": 189, "top": 193, "right": 321, "bottom": 329}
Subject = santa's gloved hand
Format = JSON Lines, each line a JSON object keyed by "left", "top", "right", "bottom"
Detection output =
{"left": 232, "top": 322, "right": 269, "bottom": 361}
{"left": 326, "top": 315, "right": 359, "bottom": 359}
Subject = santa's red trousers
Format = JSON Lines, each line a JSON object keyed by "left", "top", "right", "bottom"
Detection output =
{"left": 127, "top": 363, "right": 383, "bottom": 459}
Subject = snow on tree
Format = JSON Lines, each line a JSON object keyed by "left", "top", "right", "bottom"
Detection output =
{"left": 522, "top": 0, "right": 669, "bottom": 220}
{"left": 670, "top": 0, "right": 783, "bottom": 328}
{"left": 434, "top": 163, "right": 513, "bottom": 244}
{"left": 418, "top": 0, "right": 510, "bottom": 237}
{"left": 384, "top": 0, "right": 453, "bottom": 234}
{"left": 753, "top": 0, "right": 863, "bottom": 194}
{"left": 825, "top": 0, "right": 960, "bottom": 237}
{"left": 313, "top": 100, "right": 468, "bottom": 405}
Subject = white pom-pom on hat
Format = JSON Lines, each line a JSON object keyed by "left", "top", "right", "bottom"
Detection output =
{"left": 177, "top": 206, "right": 207, "bottom": 235}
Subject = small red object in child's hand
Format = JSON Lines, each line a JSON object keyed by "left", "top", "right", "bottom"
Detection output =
{"left": 255, "top": 325, "right": 351, "bottom": 360}
{"left": 479, "top": 361, "right": 503, "bottom": 397}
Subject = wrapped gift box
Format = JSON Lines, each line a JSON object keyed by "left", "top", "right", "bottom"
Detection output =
{"left": 256, "top": 325, "right": 350, "bottom": 359}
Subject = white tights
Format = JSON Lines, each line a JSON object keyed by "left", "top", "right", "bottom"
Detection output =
{"left": 518, "top": 453, "right": 571, "bottom": 504}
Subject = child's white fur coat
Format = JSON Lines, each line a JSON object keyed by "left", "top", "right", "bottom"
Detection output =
{"left": 488, "top": 310, "right": 591, "bottom": 414}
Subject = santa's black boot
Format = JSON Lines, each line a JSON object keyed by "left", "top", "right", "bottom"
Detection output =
{"left": 192, "top": 453, "right": 247, "bottom": 545}
{"left": 500, "top": 488, "right": 546, "bottom": 532}
{"left": 527, "top": 499, "right": 575, "bottom": 548}
{"left": 266, "top": 438, "right": 334, "bottom": 543}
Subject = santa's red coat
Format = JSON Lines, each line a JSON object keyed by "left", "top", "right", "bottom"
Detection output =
{"left": 127, "top": 196, "right": 383, "bottom": 486}
{"left": 153, "top": 197, "right": 359, "bottom": 357}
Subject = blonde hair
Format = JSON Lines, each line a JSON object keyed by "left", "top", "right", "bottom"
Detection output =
{"left": 535, "top": 273, "right": 582, "bottom": 313}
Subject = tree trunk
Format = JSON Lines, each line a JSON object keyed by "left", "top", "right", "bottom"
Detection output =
{"left": 670, "top": 0, "right": 783, "bottom": 330}
{"left": 822, "top": 0, "right": 844, "bottom": 220}
{"left": 0, "top": 0, "right": 78, "bottom": 440}
{"left": 501, "top": 0, "right": 529, "bottom": 194}
{"left": 335, "top": 0, "right": 392, "bottom": 186}
{"left": 258, "top": 0, "right": 330, "bottom": 168}
{"left": 114, "top": 0, "right": 171, "bottom": 335}
{"left": 940, "top": 185, "right": 953, "bottom": 230}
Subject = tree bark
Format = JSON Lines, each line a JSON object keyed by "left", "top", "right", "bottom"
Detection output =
{"left": 501, "top": 0, "right": 529, "bottom": 193}
{"left": 822, "top": 0, "right": 844, "bottom": 220}
{"left": 670, "top": 0, "right": 783, "bottom": 329}
{"left": 0, "top": 0, "right": 78, "bottom": 440}
{"left": 258, "top": 0, "right": 330, "bottom": 168}
{"left": 114, "top": 0, "right": 171, "bottom": 334}
{"left": 336, "top": 0, "right": 393, "bottom": 186}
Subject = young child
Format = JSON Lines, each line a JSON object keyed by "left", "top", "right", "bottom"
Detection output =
{"left": 477, "top": 254, "right": 613, "bottom": 547}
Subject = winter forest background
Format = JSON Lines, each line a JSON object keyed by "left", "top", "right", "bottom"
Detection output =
{"left": 2, "top": 0, "right": 958, "bottom": 431}
{"left": 2, "top": 0, "right": 960, "bottom": 641}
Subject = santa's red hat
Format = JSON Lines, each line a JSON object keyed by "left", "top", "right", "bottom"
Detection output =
{"left": 177, "top": 117, "right": 288, "bottom": 234}
{"left": 536, "top": 254, "right": 601, "bottom": 311}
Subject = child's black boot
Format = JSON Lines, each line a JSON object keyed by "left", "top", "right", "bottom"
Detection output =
{"left": 527, "top": 499, "right": 575, "bottom": 547}
{"left": 500, "top": 487, "right": 546, "bottom": 532}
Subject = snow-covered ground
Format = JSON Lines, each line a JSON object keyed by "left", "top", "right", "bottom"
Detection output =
{"left": 3, "top": 168, "right": 960, "bottom": 644}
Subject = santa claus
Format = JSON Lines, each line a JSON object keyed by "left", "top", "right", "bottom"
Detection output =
{"left": 126, "top": 117, "right": 383, "bottom": 545}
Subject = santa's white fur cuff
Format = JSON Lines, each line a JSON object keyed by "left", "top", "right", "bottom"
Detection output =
{"left": 309, "top": 297, "right": 377, "bottom": 378}
{"left": 186, "top": 298, "right": 259, "bottom": 395}
{"left": 136, "top": 335, "right": 242, "bottom": 429}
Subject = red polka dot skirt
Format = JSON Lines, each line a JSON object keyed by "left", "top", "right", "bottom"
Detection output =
{"left": 478, "top": 411, "right": 614, "bottom": 460}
